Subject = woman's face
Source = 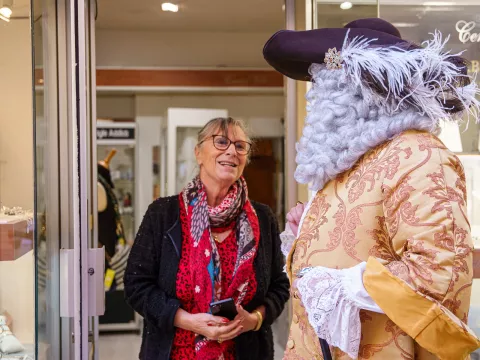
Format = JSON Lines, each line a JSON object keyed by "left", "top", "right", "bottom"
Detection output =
{"left": 195, "top": 125, "right": 249, "bottom": 188}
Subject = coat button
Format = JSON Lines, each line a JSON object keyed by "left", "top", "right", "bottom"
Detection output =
{"left": 287, "top": 339, "right": 295, "bottom": 349}
{"left": 293, "top": 314, "right": 299, "bottom": 324}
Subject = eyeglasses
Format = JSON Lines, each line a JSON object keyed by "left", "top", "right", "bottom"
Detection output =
{"left": 200, "top": 135, "right": 252, "bottom": 155}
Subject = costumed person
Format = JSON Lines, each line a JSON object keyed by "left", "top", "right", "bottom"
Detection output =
{"left": 98, "top": 149, "right": 129, "bottom": 291}
{"left": 124, "top": 117, "right": 289, "bottom": 360}
{"left": 263, "top": 18, "right": 480, "bottom": 359}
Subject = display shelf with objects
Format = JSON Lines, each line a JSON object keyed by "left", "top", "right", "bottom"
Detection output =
{"left": 0, "top": 208, "right": 34, "bottom": 261}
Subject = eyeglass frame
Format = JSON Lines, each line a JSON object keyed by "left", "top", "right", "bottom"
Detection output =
{"left": 199, "top": 134, "right": 252, "bottom": 155}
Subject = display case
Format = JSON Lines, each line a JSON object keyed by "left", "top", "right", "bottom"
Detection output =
{"left": 97, "top": 122, "right": 136, "bottom": 245}
{"left": 96, "top": 121, "right": 140, "bottom": 332}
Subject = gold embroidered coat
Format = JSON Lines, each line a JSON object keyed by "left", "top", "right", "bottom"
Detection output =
{"left": 284, "top": 130, "right": 480, "bottom": 360}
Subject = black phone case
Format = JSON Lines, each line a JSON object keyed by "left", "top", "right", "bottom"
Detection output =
{"left": 209, "top": 298, "right": 238, "bottom": 320}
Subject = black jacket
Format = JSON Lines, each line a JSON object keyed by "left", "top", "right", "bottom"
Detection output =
{"left": 124, "top": 196, "right": 290, "bottom": 360}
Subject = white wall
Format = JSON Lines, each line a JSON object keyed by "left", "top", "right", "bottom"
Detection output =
{"left": 98, "top": 93, "right": 284, "bottom": 137}
{"left": 97, "top": 95, "right": 135, "bottom": 119}
{"left": 96, "top": 29, "right": 273, "bottom": 68}
{"left": 0, "top": 20, "right": 34, "bottom": 209}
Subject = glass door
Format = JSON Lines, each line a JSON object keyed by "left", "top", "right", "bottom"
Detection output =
{"left": 34, "top": 0, "right": 103, "bottom": 359}
{"left": 0, "top": 0, "right": 101, "bottom": 358}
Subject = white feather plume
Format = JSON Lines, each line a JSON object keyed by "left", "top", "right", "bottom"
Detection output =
{"left": 339, "top": 30, "right": 480, "bottom": 123}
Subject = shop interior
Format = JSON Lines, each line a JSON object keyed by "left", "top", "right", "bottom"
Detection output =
{"left": 0, "top": 0, "right": 479, "bottom": 359}
{"left": 91, "top": 0, "right": 287, "bottom": 358}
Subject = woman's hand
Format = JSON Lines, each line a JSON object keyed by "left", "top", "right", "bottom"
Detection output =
{"left": 234, "top": 305, "right": 258, "bottom": 333}
{"left": 286, "top": 202, "right": 305, "bottom": 235}
{"left": 178, "top": 311, "right": 244, "bottom": 342}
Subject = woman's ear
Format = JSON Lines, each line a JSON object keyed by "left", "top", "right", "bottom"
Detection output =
{"left": 195, "top": 145, "right": 202, "bottom": 166}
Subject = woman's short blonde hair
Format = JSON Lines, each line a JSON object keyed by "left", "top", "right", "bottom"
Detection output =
{"left": 196, "top": 117, "right": 254, "bottom": 162}
{"left": 197, "top": 117, "right": 252, "bottom": 145}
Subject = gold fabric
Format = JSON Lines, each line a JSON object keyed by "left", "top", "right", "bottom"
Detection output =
{"left": 284, "top": 130, "right": 477, "bottom": 360}
{"left": 364, "top": 257, "right": 480, "bottom": 359}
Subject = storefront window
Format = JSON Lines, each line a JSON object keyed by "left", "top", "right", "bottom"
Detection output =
{"left": 0, "top": 0, "right": 36, "bottom": 358}
{"left": 314, "top": 0, "right": 480, "bottom": 353}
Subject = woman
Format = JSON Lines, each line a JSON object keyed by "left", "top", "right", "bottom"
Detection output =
{"left": 264, "top": 18, "right": 480, "bottom": 359}
{"left": 124, "top": 117, "right": 290, "bottom": 360}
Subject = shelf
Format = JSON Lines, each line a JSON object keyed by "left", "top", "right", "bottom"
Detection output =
{"left": 0, "top": 217, "right": 34, "bottom": 261}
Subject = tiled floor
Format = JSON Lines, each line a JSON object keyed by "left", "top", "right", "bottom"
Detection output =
{"left": 98, "top": 333, "right": 142, "bottom": 359}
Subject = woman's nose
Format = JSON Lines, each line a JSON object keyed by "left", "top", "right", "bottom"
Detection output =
{"left": 225, "top": 142, "right": 236, "bottom": 155}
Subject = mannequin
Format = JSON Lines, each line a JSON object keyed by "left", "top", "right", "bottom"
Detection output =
{"left": 97, "top": 149, "right": 124, "bottom": 261}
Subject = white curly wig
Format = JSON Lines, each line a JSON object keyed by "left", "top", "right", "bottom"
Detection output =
{"left": 294, "top": 65, "right": 438, "bottom": 191}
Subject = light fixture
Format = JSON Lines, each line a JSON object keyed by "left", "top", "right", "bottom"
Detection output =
{"left": 340, "top": 2, "right": 353, "bottom": 10}
{"left": 0, "top": 0, "right": 13, "bottom": 22}
{"left": 161, "top": 2, "right": 179, "bottom": 12}
{"left": 392, "top": 22, "right": 419, "bottom": 28}
{"left": 422, "top": 1, "right": 456, "bottom": 5}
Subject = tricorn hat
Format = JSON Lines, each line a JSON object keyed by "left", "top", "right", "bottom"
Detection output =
{"left": 263, "top": 18, "right": 479, "bottom": 121}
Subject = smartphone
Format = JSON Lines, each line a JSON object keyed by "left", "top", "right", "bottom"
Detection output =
{"left": 209, "top": 298, "right": 238, "bottom": 321}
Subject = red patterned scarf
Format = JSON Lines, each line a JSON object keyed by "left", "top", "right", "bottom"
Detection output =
{"left": 179, "top": 176, "right": 260, "bottom": 359}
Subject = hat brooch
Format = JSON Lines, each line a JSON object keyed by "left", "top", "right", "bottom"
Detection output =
{"left": 324, "top": 47, "right": 343, "bottom": 70}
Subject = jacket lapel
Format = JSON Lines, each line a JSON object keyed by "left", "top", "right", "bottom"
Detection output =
{"left": 167, "top": 215, "right": 182, "bottom": 259}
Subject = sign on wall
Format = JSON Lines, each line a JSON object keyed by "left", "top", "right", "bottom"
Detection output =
{"left": 456, "top": 20, "right": 480, "bottom": 44}
{"left": 96, "top": 127, "right": 135, "bottom": 140}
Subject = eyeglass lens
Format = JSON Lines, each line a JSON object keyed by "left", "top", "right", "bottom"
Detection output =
{"left": 213, "top": 136, "right": 250, "bottom": 154}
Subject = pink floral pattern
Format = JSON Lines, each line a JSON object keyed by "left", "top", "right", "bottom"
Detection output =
{"left": 285, "top": 130, "right": 474, "bottom": 359}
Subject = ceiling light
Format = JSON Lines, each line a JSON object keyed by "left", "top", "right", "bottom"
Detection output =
{"left": 161, "top": 2, "right": 179, "bottom": 12}
{"left": 0, "top": 5, "right": 12, "bottom": 22}
{"left": 340, "top": 2, "right": 353, "bottom": 10}
{"left": 392, "top": 22, "right": 419, "bottom": 28}
{"left": 422, "top": 1, "right": 456, "bottom": 5}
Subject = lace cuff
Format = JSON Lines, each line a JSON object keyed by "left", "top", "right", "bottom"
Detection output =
{"left": 296, "top": 262, "right": 384, "bottom": 359}
{"left": 279, "top": 223, "right": 296, "bottom": 259}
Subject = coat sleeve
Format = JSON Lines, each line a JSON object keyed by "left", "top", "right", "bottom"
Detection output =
{"left": 363, "top": 137, "right": 480, "bottom": 359}
{"left": 263, "top": 207, "right": 291, "bottom": 326}
{"left": 124, "top": 203, "right": 181, "bottom": 332}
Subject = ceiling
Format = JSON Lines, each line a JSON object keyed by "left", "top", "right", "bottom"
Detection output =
{"left": 95, "top": 0, "right": 285, "bottom": 32}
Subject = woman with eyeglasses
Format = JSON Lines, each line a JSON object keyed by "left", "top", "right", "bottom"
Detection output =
{"left": 124, "top": 117, "right": 290, "bottom": 360}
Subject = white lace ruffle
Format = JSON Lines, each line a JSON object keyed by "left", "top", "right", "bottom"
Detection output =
{"left": 279, "top": 223, "right": 296, "bottom": 259}
{"left": 280, "top": 193, "right": 317, "bottom": 261}
{"left": 296, "top": 262, "right": 384, "bottom": 359}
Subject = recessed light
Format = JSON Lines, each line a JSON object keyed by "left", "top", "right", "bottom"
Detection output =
{"left": 161, "top": 2, "right": 179, "bottom": 12}
{"left": 340, "top": 2, "right": 353, "bottom": 10}
{"left": 0, "top": 6, "right": 12, "bottom": 21}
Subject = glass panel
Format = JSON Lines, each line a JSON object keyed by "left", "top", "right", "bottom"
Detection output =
{"left": 0, "top": 0, "right": 36, "bottom": 358}
{"left": 33, "top": 0, "right": 63, "bottom": 356}
{"left": 176, "top": 127, "right": 202, "bottom": 194}
{"left": 315, "top": 0, "right": 378, "bottom": 29}
{"left": 378, "top": 3, "right": 480, "bottom": 352}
